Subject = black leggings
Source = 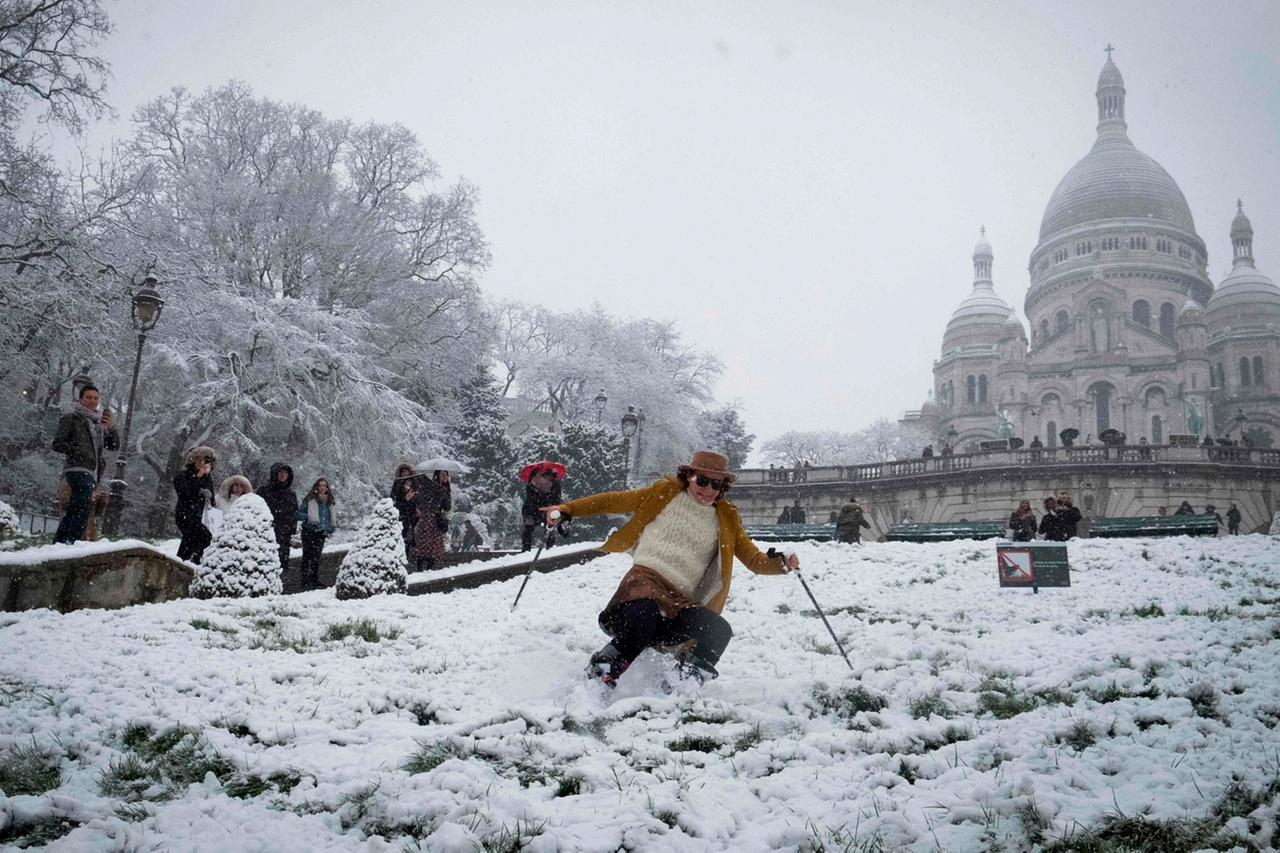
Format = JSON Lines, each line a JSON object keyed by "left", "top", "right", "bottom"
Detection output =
{"left": 607, "top": 599, "right": 733, "bottom": 667}
{"left": 176, "top": 521, "right": 212, "bottom": 564}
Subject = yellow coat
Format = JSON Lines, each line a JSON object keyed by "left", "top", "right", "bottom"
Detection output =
{"left": 558, "top": 476, "right": 787, "bottom": 614}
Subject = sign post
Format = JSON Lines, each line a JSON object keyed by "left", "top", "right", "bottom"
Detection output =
{"left": 997, "top": 541, "right": 1070, "bottom": 593}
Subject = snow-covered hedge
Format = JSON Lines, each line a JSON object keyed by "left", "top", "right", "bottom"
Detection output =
{"left": 0, "top": 499, "right": 19, "bottom": 539}
{"left": 334, "top": 498, "right": 407, "bottom": 600}
{"left": 190, "top": 494, "right": 282, "bottom": 598}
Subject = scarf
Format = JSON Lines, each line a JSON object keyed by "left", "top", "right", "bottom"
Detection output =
{"left": 74, "top": 402, "right": 105, "bottom": 465}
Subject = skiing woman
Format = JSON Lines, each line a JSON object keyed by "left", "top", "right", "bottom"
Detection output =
{"left": 546, "top": 450, "right": 799, "bottom": 687}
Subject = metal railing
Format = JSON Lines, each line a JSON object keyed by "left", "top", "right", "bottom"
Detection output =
{"left": 739, "top": 443, "right": 1280, "bottom": 485}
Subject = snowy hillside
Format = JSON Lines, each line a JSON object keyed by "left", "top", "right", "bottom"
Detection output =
{"left": 1, "top": 535, "right": 1279, "bottom": 851}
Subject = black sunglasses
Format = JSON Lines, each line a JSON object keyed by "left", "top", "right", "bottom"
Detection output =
{"left": 693, "top": 474, "right": 726, "bottom": 491}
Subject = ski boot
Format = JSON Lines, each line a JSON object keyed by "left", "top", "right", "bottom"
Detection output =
{"left": 586, "top": 643, "right": 630, "bottom": 688}
{"left": 675, "top": 654, "right": 719, "bottom": 686}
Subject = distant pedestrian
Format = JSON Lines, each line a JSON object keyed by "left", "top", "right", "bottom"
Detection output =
{"left": 521, "top": 465, "right": 562, "bottom": 551}
{"left": 215, "top": 475, "right": 253, "bottom": 513}
{"left": 1055, "top": 492, "right": 1082, "bottom": 538}
{"left": 1203, "top": 505, "right": 1223, "bottom": 536}
{"left": 1008, "top": 499, "right": 1038, "bottom": 542}
{"left": 389, "top": 462, "right": 417, "bottom": 562}
{"left": 921, "top": 445, "right": 934, "bottom": 458}
{"left": 173, "top": 447, "right": 216, "bottom": 563}
{"left": 1174, "top": 500, "right": 1196, "bottom": 516}
{"left": 1226, "top": 504, "right": 1242, "bottom": 535}
{"left": 409, "top": 469, "right": 451, "bottom": 572}
{"left": 461, "top": 519, "right": 483, "bottom": 551}
{"left": 1038, "top": 496, "right": 1067, "bottom": 541}
{"left": 258, "top": 463, "right": 298, "bottom": 574}
{"left": 1157, "top": 506, "right": 1168, "bottom": 517}
{"left": 51, "top": 384, "right": 118, "bottom": 545}
{"left": 1029, "top": 436, "right": 1043, "bottom": 448}
{"left": 836, "top": 496, "right": 871, "bottom": 544}
{"left": 297, "top": 477, "right": 337, "bottom": 590}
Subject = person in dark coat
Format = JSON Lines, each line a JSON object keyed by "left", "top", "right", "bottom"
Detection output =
{"left": 835, "top": 497, "right": 871, "bottom": 544}
{"left": 1203, "top": 504, "right": 1223, "bottom": 536}
{"left": 297, "top": 477, "right": 337, "bottom": 590}
{"left": 1055, "top": 492, "right": 1083, "bottom": 538}
{"left": 389, "top": 462, "right": 417, "bottom": 563}
{"left": 1173, "top": 500, "right": 1196, "bottom": 516}
{"left": 1038, "top": 496, "right": 1067, "bottom": 541}
{"left": 409, "top": 469, "right": 451, "bottom": 571}
{"left": 1008, "top": 499, "right": 1038, "bottom": 542}
{"left": 461, "top": 519, "right": 483, "bottom": 551}
{"left": 258, "top": 462, "right": 298, "bottom": 573}
{"left": 921, "top": 445, "right": 934, "bottom": 458}
{"left": 1226, "top": 504, "right": 1242, "bottom": 535}
{"left": 173, "top": 446, "right": 216, "bottom": 563}
{"left": 51, "top": 384, "right": 118, "bottom": 545}
{"left": 521, "top": 466, "right": 562, "bottom": 551}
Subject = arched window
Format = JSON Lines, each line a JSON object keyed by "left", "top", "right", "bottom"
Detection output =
{"left": 1240, "top": 357, "right": 1252, "bottom": 388}
{"left": 1089, "top": 382, "right": 1113, "bottom": 434}
{"left": 1132, "top": 300, "right": 1150, "bottom": 327}
{"left": 1040, "top": 319, "right": 1049, "bottom": 340}
{"left": 1151, "top": 415, "right": 1163, "bottom": 445}
{"left": 978, "top": 375, "right": 988, "bottom": 403}
{"left": 1145, "top": 387, "right": 1166, "bottom": 408}
{"left": 947, "top": 380, "right": 954, "bottom": 409}
{"left": 966, "top": 375, "right": 976, "bottom": 403}
{"left": 1055, "top": 311, "right": 1070, "bottom": 334}
{"left": 1159, "top": 302, "right": 1175, "bottom": 337}
{"left": 1216, "top": 362, "right": 1226, "bottom": 389}
{"left": 1046, "top": 420, "right": 1057, "bottom": 448}
{"left": 1254, "top": 356, "right": 1265, "bottom": 387}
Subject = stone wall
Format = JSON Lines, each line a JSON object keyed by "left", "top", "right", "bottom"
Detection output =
{"left": 1, "top": 547, "right": 194, "bottom": 614}
{"left": 733, "top": 447, "right": 1280, "bottom": 540}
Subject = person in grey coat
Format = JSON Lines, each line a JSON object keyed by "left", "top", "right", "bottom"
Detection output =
{"left": 52, "top": 384, "right": 118, "bottom": 545}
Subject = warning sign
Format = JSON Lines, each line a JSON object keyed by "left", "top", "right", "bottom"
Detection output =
{"left": 998, "top": 549, "right": 1033, "bottom": 582}
{"left": 997, "top": 542, "right": 1070, "bottom": 589}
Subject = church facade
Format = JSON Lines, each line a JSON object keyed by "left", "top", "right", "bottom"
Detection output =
{"left": 917, "top": 53, "right": 1280, "bottom": 452}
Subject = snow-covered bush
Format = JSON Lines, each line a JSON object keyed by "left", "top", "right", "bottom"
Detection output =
{"left": 190, "top": 494, "right": 282, "bottom": 598}
{"left": 334, "top": 498, "right": 407, "bottom": 600}
{"left": 0, "top": 499, "right": 19, "bottom": 539}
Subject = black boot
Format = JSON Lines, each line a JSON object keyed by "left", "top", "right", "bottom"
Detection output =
{"left": 586, "top": 642, "right": 630, "bottom": 688}
{"left": 677, "top": 654, "right": 719, "bottom": 685}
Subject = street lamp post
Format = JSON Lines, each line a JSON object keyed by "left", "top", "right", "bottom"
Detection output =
{"left": 1232, "top": 409, "right": 1247, "bottom": 442}
{"left": 593, "top": 388, "right": 608, "bottom": 424}
{"left": 635, "top": 407, "right": 646, "bottom": 481}
{"left": 620, "top": 405, "right": 639, "bottom": 488}
{"left": 101, "top": 276, "right": 166, "bottom": 539}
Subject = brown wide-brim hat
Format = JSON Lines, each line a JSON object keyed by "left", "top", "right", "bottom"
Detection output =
{"left": 677, "top": 450, "right": 737, "bottom": 483}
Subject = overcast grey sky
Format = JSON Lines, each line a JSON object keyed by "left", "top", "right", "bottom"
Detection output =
{"left": 74, "top": 0, "right": 1280, "bottom": 462}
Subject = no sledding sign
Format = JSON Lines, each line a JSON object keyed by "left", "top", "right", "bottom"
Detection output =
{"left": 996, "top": 542, "right": 1070, "bottom": 590}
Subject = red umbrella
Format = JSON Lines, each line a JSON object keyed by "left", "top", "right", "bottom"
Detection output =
{"left": 518, "top": 460, "right": 568, "bottom": 482}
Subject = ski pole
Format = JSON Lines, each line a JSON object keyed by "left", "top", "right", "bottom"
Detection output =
{"left": 771, "top": 547, "right": 854, "bottom": 670}
{"left": 511, "top": 510, "right": 561, "bottom": 610}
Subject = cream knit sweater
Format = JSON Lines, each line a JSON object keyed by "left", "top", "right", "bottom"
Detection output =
{"left": 631, "top": 489, "right": 720, "bottom": 600}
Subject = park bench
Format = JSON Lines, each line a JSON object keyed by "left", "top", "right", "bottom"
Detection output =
{"left": 745, "top": 523, "right": 837, "bottom": 542}
{"left": 1087, "top": 515, "right": 1220, "bottom": 538}
{"left": 885, "top": 521, "right": 1007, "bottom": 542}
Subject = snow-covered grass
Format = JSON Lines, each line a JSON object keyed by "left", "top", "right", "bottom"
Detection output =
{"left": 2, "top": 535, "right": 1279, "bottom": 851}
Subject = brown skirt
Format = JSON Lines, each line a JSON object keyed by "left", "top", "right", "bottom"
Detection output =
{"left": 599, "top": 565, "right": 701, "bottom": 634}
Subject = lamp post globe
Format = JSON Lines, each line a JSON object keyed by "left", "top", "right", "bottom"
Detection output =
{"left": 101, "top": 276, "right": 167, "bottom": 539}
{"left": 593, "top": 388, "right": 608, "bottom": 423}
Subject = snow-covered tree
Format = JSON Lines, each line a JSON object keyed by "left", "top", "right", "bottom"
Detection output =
{"left": 334, "top": 498, "right": 406, "bottom": 600}
{"left": 760, "top": 419, "right": 929, "bottom": 467}
{"left": 698, "top": 405, "right": 755, "bottom": 469}
{"left": 189, "top": 494, "right": 281, "bottom": 598}
{"left": 494, "top": 301, "right": 722, "bottom": 476}
{"left": 0, "top": 499, "right": 19, "bottom": 538}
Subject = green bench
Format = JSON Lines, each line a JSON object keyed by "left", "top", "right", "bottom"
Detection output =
{"left": 885, "top": 521, "right": 1007, "bottom": 542}
{"left": 745, "top": 523, "right": 837, "bottom": 542}
{"left": 1087, "top": 515, "right": 1220, "bottom": 538}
